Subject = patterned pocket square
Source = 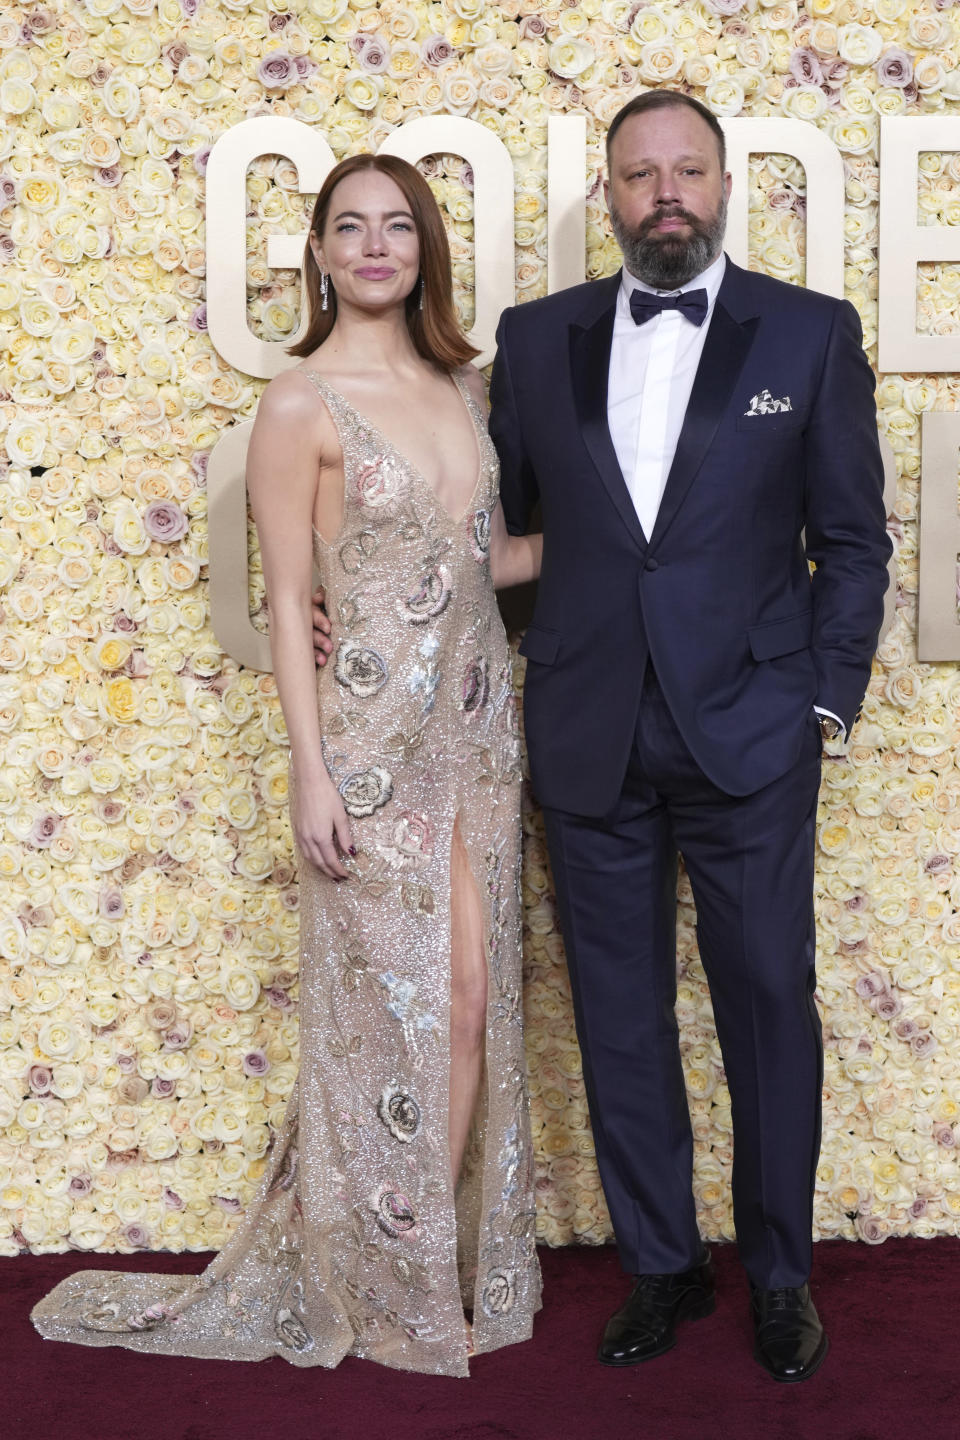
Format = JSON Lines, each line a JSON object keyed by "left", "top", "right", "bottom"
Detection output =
{"left": 744, "top": 389, "right": 793, "bottom": 416}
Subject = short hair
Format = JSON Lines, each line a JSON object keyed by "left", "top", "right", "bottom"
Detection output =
{"left": 606, "top": 91, "right": 727, "bottom": 172}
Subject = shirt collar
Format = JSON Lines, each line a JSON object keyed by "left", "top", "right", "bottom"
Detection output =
{"left": 619, "top": 250, "right": 726, "bottom": 310}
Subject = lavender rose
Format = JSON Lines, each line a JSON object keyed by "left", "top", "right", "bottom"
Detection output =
{"left": 25, "top": 9, "right": 55, "bottom": 34}
{"left": 421, "top": 34, "right": 455, "bottom": 65}
{"left": 789, "top": 48, "right": 823, "bottom": 86}
{"left": 143, "top": 500, "right": 188, "bottom": 543}
{"left": 876, "top": 47, "right": 913, "bottom": 88}
{"left": 29, "top": 1064, "right": 53, "bottom": 1095}
{"left": 356, "top": 35, "right": 391, "bottom": 72}
{"left": 257, "top": 52, "right": 298, "bottom": 89}
{"left": 162, "top": 40, "right": 189, "bottom": 70}
{"left": 264, "top": 985, "right": 295, "bottom": 1010}
{"left": 145, "top": 1000, "right": 178, "bottom": 1031}
{"left": 243, "top": 1049, "right": 271, "bottom": 1077}
{"left": 925, "top": 853, "right": 951, "bottom": 874}
{"left": 871, "top": 993, "right": 903, "bottom": 1021}
{"left": 29, "top": 813, "right": 62, "bottom": 847}
{"left": 163, "top": 1021, "right": 193, "bottom": 1050}
{"left": 99, "top": 888, "right": 124, "bottom": 919}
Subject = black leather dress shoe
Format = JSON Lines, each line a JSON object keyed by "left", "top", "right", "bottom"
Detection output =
{"left": 597, "top": 1254, "right": 716, "bottom": 1366}
{"left": 751, "top": 1283, "right": 828, "bottom": 1382}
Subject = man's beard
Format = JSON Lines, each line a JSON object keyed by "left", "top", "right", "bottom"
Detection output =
{"left": 610, "top": 191, "right": 727, "bottom": 290}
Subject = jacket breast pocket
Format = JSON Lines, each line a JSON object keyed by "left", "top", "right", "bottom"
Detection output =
{"left": 518, "top": 624, "right": 561, "bottom": 666}
{"left": 748, "top": 611, "right": 812, "bottom": 661}
{"left": 735, "top": 413, "right": 806, "bottom": 435}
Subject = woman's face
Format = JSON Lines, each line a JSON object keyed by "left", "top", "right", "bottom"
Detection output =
{"left": 312, "top": 168, "right": 421, "bottom": 315}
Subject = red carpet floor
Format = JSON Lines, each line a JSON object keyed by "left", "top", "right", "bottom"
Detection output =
{"left": 3, "top": 1238, "right": 954, "bottom": 1440}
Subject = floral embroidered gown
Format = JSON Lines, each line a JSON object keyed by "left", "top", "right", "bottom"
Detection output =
{"left": 31, "top": 369, "right": 541, "bottom": 1377}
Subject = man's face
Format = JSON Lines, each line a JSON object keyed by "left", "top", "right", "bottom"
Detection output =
{"left": 604, "top": 106, "right": 732, "bottom": 289}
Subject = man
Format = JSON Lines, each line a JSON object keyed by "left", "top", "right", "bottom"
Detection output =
{"left": 488, "top": 90, "right": 890, "bottom": 1382}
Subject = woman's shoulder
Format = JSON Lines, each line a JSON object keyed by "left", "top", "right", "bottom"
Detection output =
{"left": 456, "top": 361, "right": 486, "bottom": 408}
{"left": 256, "top": 365, "right": 327, "bottom": 425}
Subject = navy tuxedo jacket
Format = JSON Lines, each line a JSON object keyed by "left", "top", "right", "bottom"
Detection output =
{"left": 489, "top": 258, "right": 891, "bottom": 816}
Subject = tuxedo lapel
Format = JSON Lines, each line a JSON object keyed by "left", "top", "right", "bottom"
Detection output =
{"left": 649, "top": 265, "right": 760, "bottom": 550}
{"left": 569, "top": 276, "right": 648, "bottom": 553}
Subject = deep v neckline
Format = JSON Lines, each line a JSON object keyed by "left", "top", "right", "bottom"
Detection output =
{"left": 308, "top": 370, "right": 485, "bottom": 529}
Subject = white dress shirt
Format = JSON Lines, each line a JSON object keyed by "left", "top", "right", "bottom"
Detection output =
{"left": 608, "top": 251, "right": 726, "bottom": 542}
{"left": 606, "top": 250, "right": 843, "bottom": 736}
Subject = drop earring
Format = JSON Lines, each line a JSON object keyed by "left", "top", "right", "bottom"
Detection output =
{"left": 320, "top": 270, "right": 329, "bottom": 311}
{"left": 419, "top": 276, "right": 424, "bottom": 312}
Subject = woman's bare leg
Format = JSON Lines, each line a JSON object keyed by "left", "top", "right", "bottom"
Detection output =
{"left": 448, "top": 815, "right": 488, "bottom": 1186}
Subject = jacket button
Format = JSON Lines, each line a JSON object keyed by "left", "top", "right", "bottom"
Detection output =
{"left": 645, "top": 558, "right": 659, "bottom": 572}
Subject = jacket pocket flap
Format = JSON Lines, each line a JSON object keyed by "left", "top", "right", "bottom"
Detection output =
{"left": 748, "top": 611, "right": 812, "bottom": 661}
{"left": 518, "top": 625, "right": 561, "bottom": 665}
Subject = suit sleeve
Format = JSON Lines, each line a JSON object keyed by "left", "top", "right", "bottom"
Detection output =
{"left": 489, "top": 308, "right": 540, "bottom": 536}
{"left": 803, "top": 298, "right": 891, "bottom": 733}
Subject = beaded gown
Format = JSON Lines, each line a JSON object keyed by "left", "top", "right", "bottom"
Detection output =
{"left": 32, "top": 368, "right": 541, "bottom": 1377}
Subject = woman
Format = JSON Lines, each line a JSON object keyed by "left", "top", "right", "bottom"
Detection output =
{"left": 32, "top": 155, "right": 542, "bottom": 1377}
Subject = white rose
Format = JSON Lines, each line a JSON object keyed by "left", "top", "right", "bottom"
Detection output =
{"left": 38, "top": 1020, "right": 80, "bottom": 1060}
{"left": 0, "top": 78, "right": 35, "bottom": 114}
{"left": 547, "top": 39, "right": 595, "bottom": 78}
{"left": 222, "top": 967, "right": 261, "bottom": 1011}
{"left": 4, "top": 417, "right": 49, "bottom": 467}
{"left": 837, "top": 24, "right": 883, "bottom": 67}
{"left": 343, "top": 74, "right": 382, "bottom": 110}
{"left": 783, "top": 85, "right": 828, "bottom": 121}
{"left": 103, "top": 74, "right": 140, "bottom": 121}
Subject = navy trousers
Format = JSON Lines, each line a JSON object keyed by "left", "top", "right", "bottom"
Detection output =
{"left": 542, "top": 665, "right": 823, "bottom": 1289}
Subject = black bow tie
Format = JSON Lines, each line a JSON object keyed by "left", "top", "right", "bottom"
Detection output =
{"left": 629, "top": 288, "right": 709, "bottom": 328}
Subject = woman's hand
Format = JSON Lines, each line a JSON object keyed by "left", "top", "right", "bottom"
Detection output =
{"left": 293, "top": 776, "right": 355, "bottom": 880}
{"left": 312, "top": 585, "right": 333, "bottom": 666}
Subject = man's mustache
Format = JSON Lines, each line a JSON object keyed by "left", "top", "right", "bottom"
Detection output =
{"left": 638, "top": 207, "right": 702, "bottom": 238}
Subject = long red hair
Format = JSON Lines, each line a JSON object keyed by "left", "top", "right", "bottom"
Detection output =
{"left": 288, "top": 154, "right": 479, "bottom": 371}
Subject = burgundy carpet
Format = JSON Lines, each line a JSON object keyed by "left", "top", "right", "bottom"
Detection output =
{"left": 3, "top": 1239, "right": 954, "bottom": 1440}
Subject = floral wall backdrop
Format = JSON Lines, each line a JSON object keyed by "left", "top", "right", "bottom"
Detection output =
{"left": 1, "top": 0, "right": 960, "bottom": 1256}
